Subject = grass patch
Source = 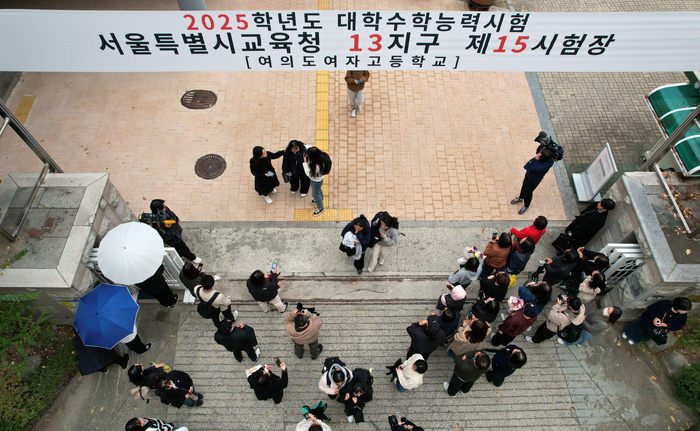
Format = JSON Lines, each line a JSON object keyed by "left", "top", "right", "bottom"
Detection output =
{"left": 669, "top": 314, "right": 700, "bottom": 363}
{"left": 0, "top": 293, "right": 78, "bottom": 431}
{"left": 1, "top": 248, "right": 28, "bottom": 269}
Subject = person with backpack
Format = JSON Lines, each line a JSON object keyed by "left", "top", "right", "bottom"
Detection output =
{"left": 526, "top": 295, "right": 585, "bottom": 344}
{"left": 567, "top": 306, "right": 622, "bottom": 346}
{"left": 215, "top": 320, "right": 260, "bottom": 364}
{"left": 246, "top": 268, "right": 289, "bottom": 313}
{"left": 510, "top": 146, "right": 555, "bottom": 215}
{"left": 303, "top": 147, "right": 330, "bottom": 216}
{"left": 147, "top": 199, "right": 201, "bottom": 264}
{"left": 507, "top": 237, "right": 535, "bottom": 276}
{"left": 250, "top": 146, "right": 284, "bottom": 204}
{"left": 319, "top": 356, "right": 353, "bottom": 400}
{"left": 194, "top": 275, "right": 238, "bottom": 328}
{"left": 128, "top": 363, "right": 168, "bottom": 404}
{"left": 367, "top": 212, "right": 399, "bottom": 273}
{"left": 338, "top": 368, "right": 373, "bottom": 423}
{"left": 282, "top": 140, "right": 310, "bottom": 197}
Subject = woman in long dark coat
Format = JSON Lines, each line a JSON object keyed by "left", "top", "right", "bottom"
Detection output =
{"left": 250, "top": 146, "right": 284, "bottom": 204}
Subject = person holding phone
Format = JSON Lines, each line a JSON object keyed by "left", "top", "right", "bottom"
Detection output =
{"left": 250, "top": 146, "right": 284, "bottom": 204}
{"left": 345, "top": 70, "right": 370, "bottom": 117}
{"left": 247, "top": 361, "right": 288, "bottom": 404}
{"left": 247, "top": 268, "right": 289, "bottom": 313}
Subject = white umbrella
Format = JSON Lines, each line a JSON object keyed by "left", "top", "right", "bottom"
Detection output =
{"left": 97, "top": 222, "right": 165, "bottom": 285}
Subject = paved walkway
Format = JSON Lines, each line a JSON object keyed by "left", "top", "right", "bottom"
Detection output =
{"left": 514, "top": 0, "right": 700, "bottom": 181}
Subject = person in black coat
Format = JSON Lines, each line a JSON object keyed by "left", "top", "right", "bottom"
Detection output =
{"left": 471, "top": 294, "right": 500, "bottom": 323}
{"left": 406, "top": 315, "right": 446, "bottom": 360}
{"left": 479, "top": 272, "right": 510, "bottom": 303}
{"left": 542, "top": 250, "right": 579, "bottom": 287}
{"left": 128, "top": 363, "right": 168, "bottom": 389}
{"left": 389, "top": 416, "right": 425, "bottom": 431}
{"left": 248, "top": 362, "right": 288, "bottom": 404}
{"left": 281, "top": 140, "right": 310, "bottom": 196}
{"left": 340, "top": 215, "right": 372, "bottom": 274}
{"left": 148, "top": 199, "right": 201, "bottom": 264}
{"left": 215, "top": 320, "right": 260, "bottom": 364}
{"left": 338, "top": 369, "right": 373, "bottom": 424}
{"left": 156, "top": 370, "right": 203, "bottom": 408}
{"left": 135, "top": 264, "right": 178, "bottom": 308}
{"left": 485, "top": 344, "right": 527, "bottom": 387}
{"left": 433, "top": 308, "right": 460, "bottom": 340}
{"left": 564, "top": 198, "right": 615, "bottom": 248}
{"left": 250, "top": 146, "right": 284, "bottom": 204}
{"left": 246, "top": 268, "right": 289, "bottom": 313}
{"left": 623, "top": 297, "right": 692, "bottom": 345}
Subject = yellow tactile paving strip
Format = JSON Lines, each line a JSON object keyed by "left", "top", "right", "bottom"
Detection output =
{"left": 0, "top": 0, "right": 567, "bottom": 223}
{"left": 14, "top": 96, "right": 36, "bottom": 124}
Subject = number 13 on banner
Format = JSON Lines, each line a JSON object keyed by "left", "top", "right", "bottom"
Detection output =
{"left": 350, "top": 34, "right": 382, "bottom": 52}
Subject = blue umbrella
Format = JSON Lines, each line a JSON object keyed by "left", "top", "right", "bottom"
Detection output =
{"left": 73, "top": 283, "right": 140, "bottom": 349}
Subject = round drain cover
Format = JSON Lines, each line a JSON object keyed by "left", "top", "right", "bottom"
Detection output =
{"left": 181, "top": 90, "right": 217, "bottom": 109}
{"left": 194, "top": 154, "right": 227, "bottom": 180}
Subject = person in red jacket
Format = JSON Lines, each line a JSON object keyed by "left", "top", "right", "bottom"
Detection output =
{"left": 491, "top": 304, "right": 539, "bottom": 347}
{"left": 510, "top": 216, "right": 548, "bottom": 244}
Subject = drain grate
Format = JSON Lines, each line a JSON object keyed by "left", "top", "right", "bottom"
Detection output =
{"left": 194, "top": 154, "right": 227, "bottom": 179}
{"left": 181, "top": 90, "right": 217, "bottom": 109}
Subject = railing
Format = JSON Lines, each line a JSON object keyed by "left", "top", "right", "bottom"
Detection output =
{"left": 599, "top": 243, "right": 645, "bottom": 288}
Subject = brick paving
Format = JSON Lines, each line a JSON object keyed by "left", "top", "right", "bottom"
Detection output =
{"left": 171, "top": 303, "right": 581, "bottom": 431}
{"left": 0, "top": 0, "right": 566, "bottom": 223}
{"left": 513, "top": 0, "right": 700, "bottom": 178}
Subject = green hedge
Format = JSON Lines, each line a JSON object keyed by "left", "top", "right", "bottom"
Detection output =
{"left": 0, "top": 293, "right": 78, "bottom": 431}
{"left": 672, "top": 363, "right": 700, "bottom": 410}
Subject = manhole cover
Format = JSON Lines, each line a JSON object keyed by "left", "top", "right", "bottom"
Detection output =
{"left": 181, "top": 90, "right": 217, "bottom": 109}
{"left": 194, "top": 154, "right": 227, "bottom": 179}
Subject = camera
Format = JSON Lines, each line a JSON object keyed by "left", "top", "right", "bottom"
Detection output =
{"left": 534, "top": 131, "right": 565, "bottom": 161}
{"left": 296, "top": 302, "right": 319, "bottom": 315}
{"left": 138, "top": 210, "right": 175, "bottom": 226}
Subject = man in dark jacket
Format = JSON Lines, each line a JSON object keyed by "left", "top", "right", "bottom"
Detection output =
{"left": 338, "top": 368, "right": 373, "bottom": 424}
{"left": 215, "top": 320, "right": 260, "bottom": 364}
{"left": 248, "top": 362, "right": 288, "bottom": 404}
{"left": 156, "top": 370, "right": 203, "bottom": 408}
{"left": 340, "top": 215, "right": 371, "bottom": 274}
{"left": 135, "top": 264, "right": 178, "bottom": 308}
{"left": 491, "top": 304, "right": 538, "bottom": 346}
{"left": 148, "top": 199, "right": 201, "bottom": 264}
{"left": 485, "top": 345, "right": 527, "bottom": 387}
{"left": 443, "top": 350, "right": 490, "bottom": 397}
{"left": 511, "top": 147, "right": 554, "bottom": 214}
{"left": 246, "top": 268, "right": 289, "bottom": 313}
{"left": 433, "top": 308, "right": 460, "bottom": 340}
{"left": 564, "top": 198, "right": 615, "bottom": 248}
{"left": 406, "top": 315, "right": 446, "bottom": 360}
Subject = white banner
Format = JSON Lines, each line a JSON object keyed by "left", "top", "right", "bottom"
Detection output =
{"left": 1, "top": 10, "right": 699, "bottom": 72}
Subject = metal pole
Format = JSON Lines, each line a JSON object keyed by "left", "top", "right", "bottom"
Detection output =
{"left": 0, "top": 98, "right": 62, "bottom": 173}
{"left": 638, "top": 104, "right": 700, "bottom": 172}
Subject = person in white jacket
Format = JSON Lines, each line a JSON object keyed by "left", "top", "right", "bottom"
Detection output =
{"left": 393, "top": 353, "right": 427, "bottom": 392}
{"left": 318, "top": 362, "right": 352, "bottom": 400}
{"left": 295, "top": 414, "right": 331, "bottom": 431}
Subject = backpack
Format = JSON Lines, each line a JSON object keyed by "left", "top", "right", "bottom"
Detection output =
{"left": 322, "top": 356, "right": 347, "bottom": 386}
{"left": 558, "top": 323, "right": 583, "bottom": 343}
{"left": 195, "top": 285, "right": 220, "bottom": 319}
{"left": 322, "top": 152, "right": 332, "bottom": 175}
{"left": 351, "top": 368, "right": 374, "bottom": 402}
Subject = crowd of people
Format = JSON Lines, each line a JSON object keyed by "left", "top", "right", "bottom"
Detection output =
{"left": 77, "top": 199, "right": 693, "bottom": 431}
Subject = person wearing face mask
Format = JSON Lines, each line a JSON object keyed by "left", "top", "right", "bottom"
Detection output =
{"left": 623, "top": 297, "right": 692, "bottom": 345}
{"left": 565, "top": 306, "right": 622, "bottom": 346}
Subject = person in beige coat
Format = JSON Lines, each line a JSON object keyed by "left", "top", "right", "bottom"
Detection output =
{"left": 345, "top": 70, "right": 370, "bottom": 117}
{"left": 195, "top": 275, "right": 238, "bottom": 328}
{"left": 446, "top": 315, "right": 491, "bottom": 358}
{"left": 284, "top": 308, "right": 324, "bottom": 359}
{"left": 527, "top": 295, "right": 585, "bottom": 344}
{"left": 576, "top": 272, "right": 605, "bottom": 304}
